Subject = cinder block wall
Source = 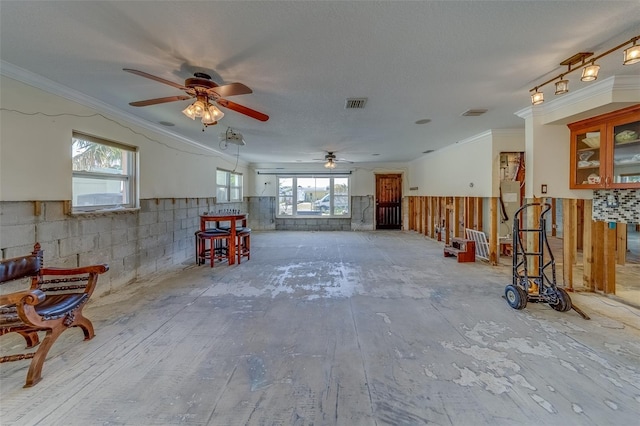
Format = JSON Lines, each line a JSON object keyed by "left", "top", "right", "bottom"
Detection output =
{"left": 1, "top": 196, "right": 376, "bottom": 297}
{"left": 0, "top": 198, "right": 246, "bottom": 297}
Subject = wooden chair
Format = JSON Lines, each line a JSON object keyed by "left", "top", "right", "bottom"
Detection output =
{"left": 0, "top": 243, "right": 109, "bottom": 387}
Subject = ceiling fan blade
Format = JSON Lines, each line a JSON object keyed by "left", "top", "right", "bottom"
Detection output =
{"left": 216, "top": 99, "right": 269, "bottom": 122}
{"left": 123, "top": 68, "right": 187, "bottom": 90}
{"left": 209, "top": 82, "right": 253, "bottom": 98}
{"left": 129, "top": 95, "right": 192, "bottom": 107}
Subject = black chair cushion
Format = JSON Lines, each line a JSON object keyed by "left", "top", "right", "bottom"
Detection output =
{"left": 198, "top": 229, "right": 230, "bottom": 236}
{"left": 35, "top": 294, "right": 88, "bottom": 320}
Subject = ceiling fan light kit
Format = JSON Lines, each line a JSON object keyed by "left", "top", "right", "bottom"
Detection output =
{"left": 528, "top": 34, "right": 639, "bottom": 105}
{"left": 323, "top": 152, "right": 337, "bottom": 169}
{"left": 124, "top": 68, "right": 268, "bottom": 127}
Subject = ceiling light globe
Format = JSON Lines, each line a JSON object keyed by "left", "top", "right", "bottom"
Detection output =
{"left": 531, "top": 91, "right": 544, "bottom": 105}
{"left": 555, "top": 79, "right": 569, "bottom": 95}
{"left": 581, "top": 64, "right": 600, "bottom": 82}
{"left": 209, "top": 105, "right": 225, "bottom": 121}
{"left": 201, "top": 109, "right": 217, "bottom": 125}
{"left": 192, "top": 100, "right": 206, "bottom": 117}
{"left": 182, "top": 104, "right": 197, "bottom": 120}
{"left": 623, "top": 45, "right": 640, "bottom": 65}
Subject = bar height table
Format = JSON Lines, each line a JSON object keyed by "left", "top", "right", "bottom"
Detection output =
{"left": 199, "top": 213, "right": 247, "bottom": 265}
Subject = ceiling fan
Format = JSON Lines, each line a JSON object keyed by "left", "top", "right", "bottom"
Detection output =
{"left": 123, "top": 68, "right": 269, "bottom": 125}
{"left": 314, "top": 152, "right": 353, "bottom": 169}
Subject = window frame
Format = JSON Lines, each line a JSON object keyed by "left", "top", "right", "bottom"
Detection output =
{"left": 71, "top": 131, "right": 138, "bottom": 213}
{"left": 216, "top": 168, "right": 243, "bottom": 203}
{"left": 276, "top": 174, "right": 351, "bottom": 218}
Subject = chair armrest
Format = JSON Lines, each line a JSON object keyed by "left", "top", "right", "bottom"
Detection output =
{"left": 0, "top": 289, "right": 46, "bottom": 306}
{"left": 41, "top": 264, "right": 109, "bottom": 275}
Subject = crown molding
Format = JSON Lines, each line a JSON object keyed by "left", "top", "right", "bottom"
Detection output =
{"left": 0, "top": 60, "right": 247, "bottom": 165}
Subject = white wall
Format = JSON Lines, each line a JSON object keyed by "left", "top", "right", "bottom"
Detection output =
{"left": 0, "top": 76, "right": 247, "bottom": 201}
{"left": 408, "top": 130, "right": 524, "bottom": 197}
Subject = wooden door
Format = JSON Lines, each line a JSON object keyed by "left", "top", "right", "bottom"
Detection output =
{"left": 375, "top": 174, "right": 402, "bottom": 229}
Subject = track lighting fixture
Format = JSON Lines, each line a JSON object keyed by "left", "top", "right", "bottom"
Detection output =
{"left": 623, "top": 40, "right": 640, "bottom": 65}
{"left": 580, "top": 63, "right": 600, "bottom": 82}
{"left": 529, "top": 35, "right": 639, "bottom": 105}
{"left": 555, "top": 78, "right": 569, "bottom": 95}
{"left": 530, "top": 89, "right": 544, "bottom": 105}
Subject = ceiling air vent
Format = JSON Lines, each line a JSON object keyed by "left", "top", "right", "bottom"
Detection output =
{"left": 345, "top": 98, "right": 367, "bottom": 109}
{"left": 461, "top": 109, "right": 488, "bottom": 117}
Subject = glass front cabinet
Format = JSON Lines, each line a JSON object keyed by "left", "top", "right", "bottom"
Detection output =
{"left": 569, "top": 104, "right": 640, "bottom": 189}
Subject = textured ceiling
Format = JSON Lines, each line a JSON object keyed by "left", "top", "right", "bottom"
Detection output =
{"left": 1, "top": 1, "right": 639, "bottom": 166}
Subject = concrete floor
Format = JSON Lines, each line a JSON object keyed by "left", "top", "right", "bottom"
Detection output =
{"left": 1, "top": 231, "right": 639, "bottom": 425}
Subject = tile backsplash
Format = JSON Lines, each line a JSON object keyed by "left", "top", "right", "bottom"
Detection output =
{"left": 592, "top": 189, "right": 639, "bottom": 223}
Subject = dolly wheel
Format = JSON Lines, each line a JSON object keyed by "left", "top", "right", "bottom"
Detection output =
{"left": 551, "top": 288, "right": 572, "bottom": 312}
{"left": 505, "top": 285, "right": 525, "bottom": 310}
{"left": 516, "top": 286, "right": 528, "bottom": 309}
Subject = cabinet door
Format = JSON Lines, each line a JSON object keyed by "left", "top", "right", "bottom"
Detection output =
{"left": 571, "top": 124, "right": 605, "bottom": 188}
{"left": 609, "top": 115, "right": 640, "bottom": 188}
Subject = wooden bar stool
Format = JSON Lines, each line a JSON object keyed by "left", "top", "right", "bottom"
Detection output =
{"left": 195, "top": 229, "right": 232, "bottom": 267}
{"left": 236, "top": 227, "right": 251, "bottom": 264}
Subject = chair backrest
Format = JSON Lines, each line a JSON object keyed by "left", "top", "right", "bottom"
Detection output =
{"left": 0, "top": 243, "right": 42, "bottom": 285}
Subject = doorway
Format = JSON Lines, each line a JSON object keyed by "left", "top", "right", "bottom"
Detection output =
{"left": 375, "top": 174, "right": 402, "bottom": 229}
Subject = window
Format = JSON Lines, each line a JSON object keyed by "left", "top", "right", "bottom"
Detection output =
{"left": 217, "top": 169, "right": 243, "bottom": 202}
{"left": 277, "top": 175, "right": 350, "bottom": 218}
{"left": 72, "top": 132, "right": 138, "bottom": 212}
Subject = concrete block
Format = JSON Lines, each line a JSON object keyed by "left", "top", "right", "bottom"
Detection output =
{"left": 79, "top": 217, "right": 112, "bottom": 235}
{"left": 149, "top": 222, "right": 167, "bottom": 236}
{"left": 138, "top": 211, "right": 158, "bottom": 226}
{"left": 52, "top": 254, "right": 79, "bottom": 269}
{"left": 111, "top": 229, "right": 128, "bottom": 246}
{"left": 112, "top": 242, "right": 137, "bottom": 260}
{"left": 140, "top": 235, "right": 159, "bottom": 250}
{"left": 161, "top": 198, "right": 180, "bottom": 210}
{"left": 112, "top": 214, "right": 137, "bottom": 230}
{"left": 36, "top": 241, "right": 60, "bottom": 261}
{"left": 59, "top": 234, "right": 99, "bottom": 257}
{"left": 123, "top": 253, "right": 141, "bottom": 272}
{"left": 158, "top": 210, "right": 174, "bottom": 223}
{"left": 79, "top": 248, "right": 111, "bottom": 267}
{"left": 173, "top": 229, "right": 188, "bottom": 243}
{"left": 138, "top": 259, "right": 158, "bottom": 277}
{"left": 187, "top": 207, "right": 200, "bottom": 218}
{"left": 174, "top": 208, "right": 188, "bottom": 220}
{"left": 0, "top": 224, "right": 36, "bottom": 248}
{"left": 130, "top": 225, "right": 150, "bottom": 241}
{"left": 0, "top": 201, "right": 39, "bottom": 226}
{"left": 140, "top": 199, "right": 159, "bottom": 212}
{"left": 36, "top": 220, "right": 70, "bottom": 242}
{"left": 157, "top": 232, "right": 173, "bottom": 246}
{"left": 99, "top": 232, "right": 112, "bottom": 249}
{"left": 44, "top": 201, "right": 68, "bottom": 222}
{"left": 175, "top": 198, "right": 188, "bottom": 209}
